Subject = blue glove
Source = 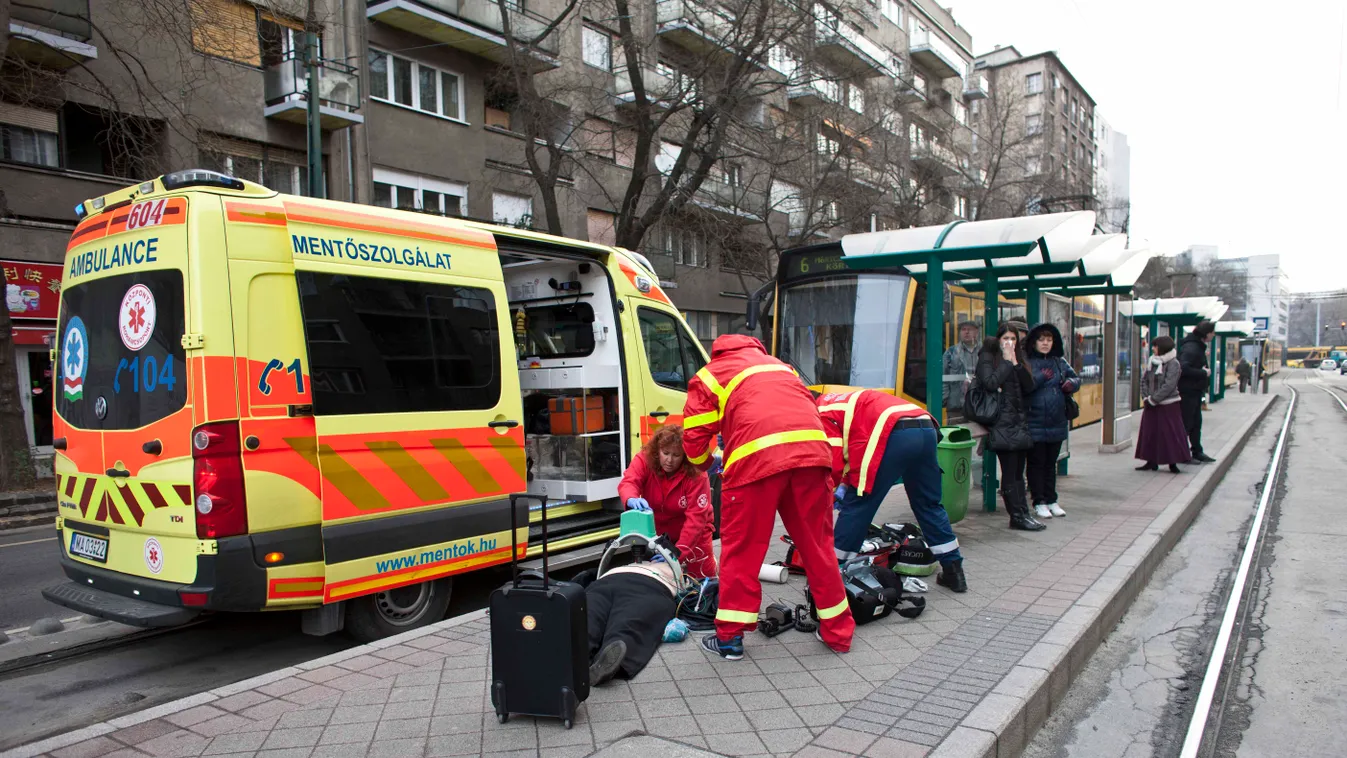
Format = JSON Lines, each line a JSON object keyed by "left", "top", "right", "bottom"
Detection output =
{"left": 835, "top": 484, "right": 847, "bottom": 503}
{"left": 663, "top": 618, "right": 689, "bottom": 643}
{"left": 650, "top": 552, "right": 665, "bottom": 564}
{"left": 711, "top": 452, "right": 723, "bottom": 476}
{"left": 626, "top": 497, "right": 651, "bottom": 512}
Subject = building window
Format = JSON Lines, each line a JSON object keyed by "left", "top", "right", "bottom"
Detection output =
{"left": 659, "top": 227, "right": 708, "bottom": 268}
{"left": 201, "top": 141, "right": 311, "bottom": 196}
{"left": 372, "top": 167, "right": 466, "bottom": 216}
{"left": 953, "top": 195, "right": 967, "bottom": 218}
{"left": 881, "top": 0, "right": 902, "bottom": 25}
{"left": 722, "top": 162, "right": 743, "bottom": 186}
{"left": 1, "top": 124, "right": 59, "bottom": 168}
{"left": 1050, "top": 73, "right": 1059, "bottom": 101}
{"left": 1071, "top": 98, "right": 1079, "bottom": 124}
{"left": 296, "top": 272, "right": 501, "bottom": 416}
{"left": 492, "top": 192, "right": 534, "bottom": 228}
{"left": 189, "top": 0, "right": 263, "bottom": 66}
{"left": 772, "top": 180, "right": 806, "bottom": 234}
{"left": 582, "top": 24, "right": 612, "bottom": 71}
{"left": 1025, "top": 155, "right": 1041, "bottom": 175}
{"left": 1061, "top": 126, "right": 1068, "bottom": 152}
{"left": 952, "top": 100, "right": 966, "bottom": 125}
{"left": 1025, "top": 113, "right": 1042, "bottom": 135}
{"left": 369, "top": 49, "right": 464, "bottom": 121}
{"left": 1025, "top": 72, "right": 1043, "bottom": 95}
{"left": 587, "top": 208, "right": 617, "bottom": 245}
{"left": 258, "top": 14, "right": 305, "bottom": 68}
{"left": 848, "top": 84, "right": 865, "bottom": 114}
{"left": 683, "top": 310, "right": 715, "bottom": 344}
{"left": 768, "top": 45, "right": 800, "bottom": 78}
{"left": 817, "top": 133, "right": 840, "bottom": 155}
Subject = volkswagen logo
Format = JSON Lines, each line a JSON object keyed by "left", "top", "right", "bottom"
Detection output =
{"left": 94, "top": 396, "right": 107, "bottom": 420}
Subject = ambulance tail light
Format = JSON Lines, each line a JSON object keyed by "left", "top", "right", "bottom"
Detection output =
{"left": 192, "top": 421, "right": 248, "bottom": 540}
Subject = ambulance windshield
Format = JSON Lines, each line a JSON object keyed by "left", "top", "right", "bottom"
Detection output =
{"left": 55, "top": 270, "right": 188, "bottom": 430}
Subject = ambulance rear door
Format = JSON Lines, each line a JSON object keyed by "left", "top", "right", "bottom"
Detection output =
{"left": 282, "top": 205, "right": 527, "bottom": 606}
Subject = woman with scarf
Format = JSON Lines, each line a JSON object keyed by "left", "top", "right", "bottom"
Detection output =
{"left": 1135, "top": 335, "right": 1189, "bottom": 474}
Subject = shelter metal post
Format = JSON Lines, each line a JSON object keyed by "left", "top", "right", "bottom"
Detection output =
{"left": 1025, "top": 283, "right": 1042, "bottom": 327}
{"left": 926, "top": 253, "right": 945, "bottom": 423}
{"left": 1218, "top": 338, "right": 1228, "bottom": 401}
{"left": 982, "top": 275, "right": 999, "bottom": 513}
{"left": 1102, "top": 293, "right": 1117, "bottom": 446}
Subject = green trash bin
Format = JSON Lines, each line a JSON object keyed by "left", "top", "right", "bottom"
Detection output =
{"left": 937, "top": 427, "right": 976, "bottom": 524}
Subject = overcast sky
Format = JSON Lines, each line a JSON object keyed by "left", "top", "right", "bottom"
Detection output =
{"left": 944, "top": 0, "right": 1347, "bottom": 293}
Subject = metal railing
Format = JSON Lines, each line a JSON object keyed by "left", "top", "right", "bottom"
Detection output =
{"left": 909, "top": 26, "right": 965, "bottom": 78}
{"left": 377, "top": 0, "right": 560, "bottom": 54}
{"left": 613, "top": 65, "right": 693, "bottom": 106}
{"left": 963, "top": 72, "right": 989, "bottom": 95}
{"left": 656, "top": 0, "right": 738, "bottom": 42}
{"left": 695, "top": 176, "right": 766, "bottom": 214}
{"left": 788, "top": 74, "right": 840, "bottom": 102}
{"left": 813, "top": 16, "right": 890, "bottom": 73}
{"left": 264, "top": 53, "right": 362, "bottom": 110}
{"left": 11, "top": 0, "right": 92, "bottom": 41}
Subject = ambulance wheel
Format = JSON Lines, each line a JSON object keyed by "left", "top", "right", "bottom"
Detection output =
{"left": 345, "top": 577, "right": 453, "bottom": 642}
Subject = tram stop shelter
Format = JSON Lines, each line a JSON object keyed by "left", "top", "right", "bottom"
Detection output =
{"left": 1121, "top": 297, "right": 1229, "bottom": 409}
{"left": 836, "top": 212, "right": 1152, "bottom": 512}
{"left": 1213, "top": 320, "right": 1254, "bottom": 400}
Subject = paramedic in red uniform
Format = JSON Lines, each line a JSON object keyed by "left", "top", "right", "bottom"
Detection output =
{"left": 618, "top": 424, "right": 718, "bottom": 579}
{"left": 682, "top": 335, "right": 855, "bottom": 659}
{"left": 817, "top": 390, "right": 967, "bottom": 592}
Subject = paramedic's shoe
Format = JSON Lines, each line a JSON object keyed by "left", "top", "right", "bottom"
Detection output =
{"left": 1034, "top": 504, "right": 1053, "bottom": 519}
{"left": 1048, "top": 503, "right": 1066, "bottom": 518}
{"left": 814, "top": 629, "right": 850, "bottom": 654}
{"left": 701, "top": 634, "right": 743, "bottom": 661}
{"left": 589, "top": 639, "right": 627, "bottom": 686}
{"left": 937, "top": 559, "right": 967, "bottom": 593}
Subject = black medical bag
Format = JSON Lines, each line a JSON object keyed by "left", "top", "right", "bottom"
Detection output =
{"left": 489, "top": 494, "right": 589, "bottom": 729}
{"left": 806, "top": 559, "right": 925, "bottom": 626}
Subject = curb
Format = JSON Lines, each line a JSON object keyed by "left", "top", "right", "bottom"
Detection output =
{"left": 930, "top": 394, "right": 1279, "bottom": 758}
{"left": 0, "top": 609, "right": 490, "bottom": 758}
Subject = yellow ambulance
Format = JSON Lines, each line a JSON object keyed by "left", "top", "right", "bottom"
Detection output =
{"left": 43, "top": 170, "right": 709, "bottom": 640}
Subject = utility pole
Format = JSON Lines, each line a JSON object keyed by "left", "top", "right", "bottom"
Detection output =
{"left": 305, "top": 1, "right": 325, "bottom": 198}
{"left": 1316, "top": 300, "right": 1322, "bottom": 346}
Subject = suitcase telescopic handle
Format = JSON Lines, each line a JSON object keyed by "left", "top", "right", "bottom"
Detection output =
{"left": 507, "top": 493, "right": 550, "bottom": 589}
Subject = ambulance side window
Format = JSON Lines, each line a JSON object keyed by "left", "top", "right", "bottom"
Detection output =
{"left": 638, "top": 307, "right": 705, "bottom": 392}
{"left": 296, "top": 271, "right": 502, "bottom": 416}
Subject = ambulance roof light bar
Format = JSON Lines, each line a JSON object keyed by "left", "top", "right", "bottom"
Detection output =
{"left": 161, "top": 169, "right": 246, "bottom": 192}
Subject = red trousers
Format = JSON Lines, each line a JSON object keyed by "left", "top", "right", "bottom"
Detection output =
{"left": 715, "top": 466, "right": 855, "bottom": 651}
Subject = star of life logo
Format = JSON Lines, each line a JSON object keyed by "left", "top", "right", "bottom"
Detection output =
{"left": 119, "top": 284, "right": 156, "bottom": 351}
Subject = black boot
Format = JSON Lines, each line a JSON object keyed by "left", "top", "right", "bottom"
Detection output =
{"left": 937, "top": 559, "right": 967, "bottom": 593}
{"left": 1136, "top": 461, "right": 1159, "bottom": 471}
{"left": 1168, "top": 464, "right": 1182, "bottom": 474}
{"left": 1005, "top": 484, "right": 1046, "bottom": 531}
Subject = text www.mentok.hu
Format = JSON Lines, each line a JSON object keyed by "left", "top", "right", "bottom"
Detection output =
{"left": 376, "top": 538, "right": 497, "bottom": 573}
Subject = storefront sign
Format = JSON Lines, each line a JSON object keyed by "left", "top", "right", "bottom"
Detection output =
{"left": 3, "top": 260, "right": 63, "bottom": 321}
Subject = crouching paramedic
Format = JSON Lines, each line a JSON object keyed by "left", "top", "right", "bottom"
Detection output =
{"left": 683, "top": 335, "right": 855, "bottom": 659}
{"left": 618, "top": 425, "right": 718, "bottom": 579}
{"left": 817, "top": 390, "right": 967, "bottom": 593}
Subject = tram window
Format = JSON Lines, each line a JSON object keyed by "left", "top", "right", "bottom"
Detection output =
{"left": 778, "top": 275, "right": 908, "bottom": 387}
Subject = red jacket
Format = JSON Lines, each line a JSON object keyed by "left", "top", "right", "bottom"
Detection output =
{"left": 617, "top": 450, "right": 713, "bottom": 554}
{"left": 682, "top": 335, "right": 832, "bottom": 488}
{"left": 818, "top": 390, "right": 934, "bottom": 495}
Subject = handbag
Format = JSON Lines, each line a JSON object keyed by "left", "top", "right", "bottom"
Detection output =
{"left": 963, "top": 384, "right": 1001, "bottom": 426}
{"left": 1060, "top": 358, "right": 1080, "bottom": 420}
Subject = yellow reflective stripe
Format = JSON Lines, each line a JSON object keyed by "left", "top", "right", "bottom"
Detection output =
{"left": 827, "top": 437, "right": 843, "bottom": 447}
{"left": 838, "top": 392, "right": 862, "bottom": 469}
{"left": 817, "top": 598, "right": 850, "bottom": 620}
{"left": 857, "top": 405, "right": 924, "bottom": 495}
{"left": 684, "top": 410, "right": 720, "bottom": 429}
{"left": 687, "top": 444, "right": 716, "bottom": 466}
{"left": 719, "top": 364, "right": 796, "bottom": 415}
{"left": 715, "top": 608, "right": 760, "bottom": 624}
{"left": 695, "top": 367, "right": 725, "bottom": 397}
{"left": 723, "top": 429, "right": 829, "bottom": 473}
{"left": 817, "top": 403, "right": 852, "bottom": 413}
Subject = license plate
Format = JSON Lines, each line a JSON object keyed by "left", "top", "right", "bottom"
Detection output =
{"left": 69, "top": 532, "right": 108, "bottom": 563}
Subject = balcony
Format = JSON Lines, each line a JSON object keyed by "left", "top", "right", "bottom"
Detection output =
{"left": 366, "top": 0, "right": 560, "bottom": 69}
{"left": 911, "top": 140, "right": 958, "bottom": 172}
{"left": 655, "top": 0, "right": 764, "bottom": 69}
{"left": 895, "top": 71, "right": 927, "bottom": 104}
{"left": 263, "top": 54, "right": 365, "bottom": 129}
{"left": 963, "top": 71, "right": 988, "bottom": 100}
{"left": 813, "top": 17, "right": 890, "bottom": 78}
{"left": 823, "top": 155, "right": 885, "bottom": 189}
{"left": 908, "top": 26, "right": 964, "bottom": 80}
{"left": 613, "top": 65, "right": 692, "bottom": 110}
{"left": 693, "top": 177, "right": 766, "bottom": 219}
{"left": 788, "top": 74, "right": 840, "bottom": 106}
{"left": 8, "top": 0, "right": 97, "bottom": 69}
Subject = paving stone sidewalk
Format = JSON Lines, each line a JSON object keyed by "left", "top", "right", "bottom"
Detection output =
{"left": 6, "top": 393, "right": 1276, "bottom": 758}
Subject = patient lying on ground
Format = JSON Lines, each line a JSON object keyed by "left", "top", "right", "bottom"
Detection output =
{"left": 581, "top": 556, "right": 680, "bottom": 686}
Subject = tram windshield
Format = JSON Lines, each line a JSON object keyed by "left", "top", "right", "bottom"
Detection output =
{"left": 778, "top": 274, "right": 909, "bottom": 387}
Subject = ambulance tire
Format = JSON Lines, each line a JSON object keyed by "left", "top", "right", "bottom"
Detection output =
{"left": 345, "top": 577, "right": 453, "bottom": 642}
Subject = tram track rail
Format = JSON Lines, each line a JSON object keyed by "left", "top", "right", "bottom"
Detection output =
{"left": 1178, "top": 375, "right": 1297, "bottom": 757}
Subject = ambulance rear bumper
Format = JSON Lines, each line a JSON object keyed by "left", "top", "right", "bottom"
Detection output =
{"left": 43, "top": 580, "right": 201, "bottom": 628}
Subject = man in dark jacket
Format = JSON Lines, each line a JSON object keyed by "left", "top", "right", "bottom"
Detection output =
{"left": 1177, "top": 321, "right": 1216, "bottom": 463}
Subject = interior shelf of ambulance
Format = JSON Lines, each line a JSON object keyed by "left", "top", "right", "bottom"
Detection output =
{"left": 503, "top": 252, "right": 626, "bottom": 516}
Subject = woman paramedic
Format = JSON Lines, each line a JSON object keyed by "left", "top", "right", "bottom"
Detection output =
{"left": 618, "top": 425, "right": 718, "bottom": 579}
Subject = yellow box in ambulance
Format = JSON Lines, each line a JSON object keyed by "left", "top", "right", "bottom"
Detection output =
{"left": 42, "top": 170, "right": 708, "bottom": 640}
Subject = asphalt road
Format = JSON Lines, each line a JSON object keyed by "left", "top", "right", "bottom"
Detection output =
{"left": 0, "top": 524, "right": 63, "bottom": 632}
{"left": 1026, "top": 370, "right": 1347, "bottom": 757}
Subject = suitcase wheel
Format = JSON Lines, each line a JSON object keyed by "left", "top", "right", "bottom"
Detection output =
{"left": 563, "top": 718, "right": 573, "bottom": 730}
{"left": 497, "top": 713, "right": 509, "bottom": 724}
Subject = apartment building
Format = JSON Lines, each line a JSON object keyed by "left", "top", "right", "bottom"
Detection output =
{"left": 1, "top": 0, "right": 987, "bottom": 456}
{"left": 1094, "top": 112, "right": 1129, "bottom": 234}
{"left": 972, "top": 46, "right": 1097, "bottom": 216}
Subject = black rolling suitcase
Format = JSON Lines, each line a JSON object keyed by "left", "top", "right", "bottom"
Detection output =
{"left": 489, "top": 493, "right": 589, "bottom": 728}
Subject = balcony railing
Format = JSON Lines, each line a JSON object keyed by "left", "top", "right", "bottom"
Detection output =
{"left": 263, "top": 54, "right": 364, "bottom": 129}
{"left": 909, "top": 26, "right": 964, "bottom": 80}
{"left": 8, "top": 0, "right": 96, "bottom": 68}
{"left": 694, "top": 177, "right": 766, "bottom": 218}
{"left": 656, "top": 0, "right": 763, "bottom": 69}
{"left": 813, "top": 15, "right": 890, "bottom": 77}
{"left": 613, "top": 65, "right": 693, "bottom": 109}
{"left": 896, "top": 71, "right": 927, "bottom": 104}
{"left": 963, "top": 71, "right": 989, "bottom": 100}
{"left": 366, "top": 0, "right": 559, "bottom": 67}
{"left": 911, "top": 139, "right": 958, "bottom": 170}
{"left": 788, "top": 73, "right": 840, "bottom": 105}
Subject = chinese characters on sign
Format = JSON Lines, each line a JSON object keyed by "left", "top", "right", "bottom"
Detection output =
{"left": 3, "top": 260, "right": 63, "bottom": 321}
